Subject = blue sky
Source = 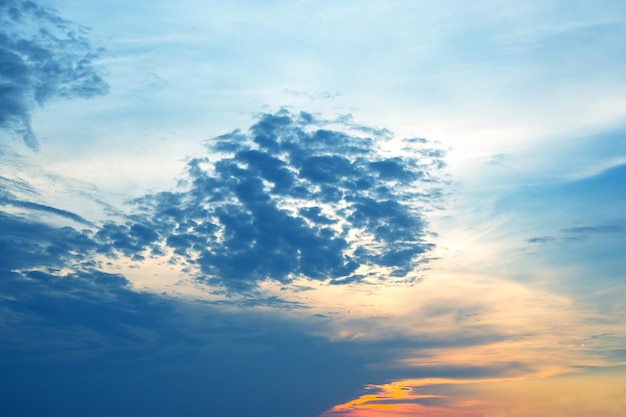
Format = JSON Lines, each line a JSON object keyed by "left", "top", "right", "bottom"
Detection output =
{"left": 1, "top": 1, "right": 625, "bottom": 416}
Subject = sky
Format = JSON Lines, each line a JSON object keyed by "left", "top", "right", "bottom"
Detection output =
{"left": 1, "top": 0, "right": 625, "bottom": 416}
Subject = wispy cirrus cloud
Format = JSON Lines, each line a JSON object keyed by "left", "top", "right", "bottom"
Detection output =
{"left": 0, "top": 0, "right": 108, "bottom": 149}
{"left": 0, "top": 195, "right": 93, "bottom": 225}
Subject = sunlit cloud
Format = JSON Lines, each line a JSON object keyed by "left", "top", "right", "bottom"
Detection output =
{"left": 321, "top": 367, "right": 626, "bottom": 417}
{"left": 321, "top": 378, "right": 492, "bottom": 417}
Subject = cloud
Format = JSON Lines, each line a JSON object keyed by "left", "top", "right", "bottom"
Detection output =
{"left": 0, "top": 105, "right": 446, "bottom": 414}
{"left": 561, "top": 224, "right": 626, "bottom": 236}
{"left": 0, "top": 268, "right": 177, "bottom": 349}
{"left": 0, "top": 0, "right": 108, "bottom": 149}
{"left": 283, "top": 89, "right": 341, "bottom": 100}
{"left": 120, "top": 110, "right": 445, "bottom": 291}
{"left": 0, "top": 209, "right": 377, "bottom": 417}
{"left": 0, "top": 195, "right": 93, "bottom": 225}
{"left": 0, "top": 108, "right": 445, "bottom": 295}
{"left": 321, "top": 367, "right": 626, "bottom": 417}
{"left": 525, "top": 236, "right": 556, "bottom": 244}
{"left": 0, "top": 172, "right": 37, "bottom": 196}
{"left": 525, "top": 224, "right": 626, "bottom": 245}
{"left": 0, "top": 210, "right": 99, "bottom": 272}
{"left": 0, "top": 209, "right": 182, "bottom": 352}
{"left": 0, "top": 99, "right": 445, "bottom": 416}
{"left": 487, "top": 153, "right": 508, "bottom": 165}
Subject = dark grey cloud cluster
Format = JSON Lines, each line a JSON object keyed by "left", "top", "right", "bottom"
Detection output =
{"left": 0, "top": 206, "right": 543, "bottom": 417}
{"left": 0, "top": 193, "right": 93, "bottom": 225}
{"left": 0, "top": 0, "right": 108, "bottom": 149}
{"left": 0, "top": 210, "right": 184, "bottom": 354}
{"left": 0, "top": 210, "right": 97, "bottom": 272}
{"left": 107, "top": 111, "right": 445, "bottom": 290}
{"left": 0, "top": 210, "right": 374, "bottom": 417}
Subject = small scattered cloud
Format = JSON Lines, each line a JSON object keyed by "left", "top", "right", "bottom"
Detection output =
{"left": 525, "top": 224, "right": 626, "bottom": 245}
{"left": 0, "top": 0, "right": 108, "bottom": 149}
{"left": 283, "top": 89, "right": 341, "bottom": 100}
{"left": 561, "top": 225, "right": 626, "bottom": 235}
{"left": 321, "top": 367, "right": 626, "bottom": 417}
{"left": 0, "top": 208, "right": 378, "bottom": 417}
{"left": 0, "top": 173, "right": 37, "bottom": 196}
{"left": 0, "top": 211, "right": 99, "bottom": 273}
{"left": 0, "top": 106, "right": 448, "bottom": 348}
{"left": 487, "top": 153, "right": 508, "bottom": 165}
{"left": 1, "top": 108, "right": 446, "bottom": 295}
{"left": 525, "top": 236, "right": 556, "bottom": 244}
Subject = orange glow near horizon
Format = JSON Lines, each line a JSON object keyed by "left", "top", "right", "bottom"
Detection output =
{"left": 319, "top": 367, "right": 626, "bottom": 417}
{"left": 321, "top": 378, "right": 488, "bottom": 417}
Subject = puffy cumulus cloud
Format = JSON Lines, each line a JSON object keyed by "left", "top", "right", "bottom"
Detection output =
{"left": 0, "top": 109, "right": 445, "bottom": 414}
{"left": 0, "top": 0, "right": 108, "bottom": 149}
{"left": 112, "top": 110, "right": 446, "bottom": 291}
{"left": 0, "top": 109, "right": 444, "bottom": 295}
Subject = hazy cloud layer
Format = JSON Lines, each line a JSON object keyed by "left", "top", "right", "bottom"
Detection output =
{"left": 0, "top": 0, "right": 108, "bottom": 148}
